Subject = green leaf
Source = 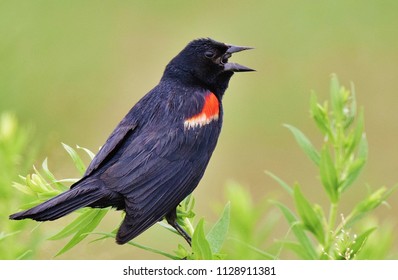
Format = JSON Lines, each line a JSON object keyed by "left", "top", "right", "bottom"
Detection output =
{"left": 228, "top": 237, "right": 275, "bottom": 259}
{"left": 357, "top": 132, "right": 368, "bottom": 160}
{"left": 25, "top": 174, "right": 46, "bottom": 194}
{"left": 77, "top": 145, "right": 96, "bottom": 160}
{"left": 346, "top": 187, "right": 396, "bottom": 227}
{"left": 174, "top": 243, "right": 190, "bottom": 259}
{"left": 339, "top": 158, "right": 366, "bottom": 193}
{"left": 41, "top": 158, "right": 67, "bottom": 191}
{"left": 266, "top": 171, "right": 293, "bottom": 195}
{"left": 340, "top": 132, "right": 368, "bottom": 193}
{"left": 62, "top": 143, "right": 86, "bottom": 176}
{"left": 353, "top": 109, "right": 365, "bottom": 146}
{"left": 226, "top": 182, "right": 254, "bottom": 236}
{"left": 32, "top": 166, "right": 52, "bottom": 192}
{"left": 49, "top": 209, "right": 101, "bottom": 240}
{"left": 351, "top": 227, "right": 376, "bottom": 258}
{"left": 355, "top": 222, "right": 395, "bottom": 259}
{"left": 177, "top": 194, "right": 195, "bottom": 220}
{"left": 355, "top": 187, "right": 391, "bottom": 213}
{"left": 293, "top": 185, "right": 325, "bottom": 244}
{"left": 12, "top": 181, "right": 35, "bottom": 196}
{"left": 0, "top": 231, "right": 20, "bottom": 241}
{"left": 16, "top": 250, "right": 33, "bottom": 260}
{"left": 345, "top": 109, "right": 365, "bottom": 159}
{"left": 184, "top": 194, "right": 194, "bottom": 210}
{"left": 276, "top": 240, "right": 312, "bottom": 259}
{"left": 206, "top": 202, "right": 230, "bottom": 253}
{"left": 272, "top": 201, "right": 317, "bottom": 259}
{"left": 191, "top": 219, "right": 213, "bottom": 260}
{"left": 284, "top": 124, "right": 320, "bottom": 166}
{"left": 343, "top": 82, "right": 357, "bottom": 129}
{"left": 54, "top": 208, "right": 108, "bottom": 256}
{"left": 310, "top": 93, "right": 331, "bottom": 137}
{"left": 319, "top": 147, "right": 339, "bottom": 203}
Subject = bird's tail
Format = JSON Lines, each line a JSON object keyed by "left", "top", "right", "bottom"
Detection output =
{"left": 9, "top": 183, "right": 104, "bottom": 221}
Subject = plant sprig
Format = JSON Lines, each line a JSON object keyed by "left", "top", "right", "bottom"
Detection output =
{"left": 270, "top": 74, "right": 395, "bottom": 259}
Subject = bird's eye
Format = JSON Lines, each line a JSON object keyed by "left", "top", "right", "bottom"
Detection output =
{"left": 204, "top": 51, "right": 215, "bottom": 58}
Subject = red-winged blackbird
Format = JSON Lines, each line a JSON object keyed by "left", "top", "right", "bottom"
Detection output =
{"left": 10, "top": 38, "right": 254, "bottom": 245}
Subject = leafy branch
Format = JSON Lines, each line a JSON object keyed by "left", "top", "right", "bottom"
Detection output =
{"left": 269, "top": 74, "right": 395, "bottom": 259}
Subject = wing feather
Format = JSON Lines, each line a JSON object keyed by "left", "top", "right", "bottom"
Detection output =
{"left": 103, "top": 125, "right": 217, "bottom": 244}
{"left": 83, "top": 114, "right": 139, "bottom": 177}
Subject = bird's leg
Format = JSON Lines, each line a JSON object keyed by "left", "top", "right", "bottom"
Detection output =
{"left": 165, "top": 209, "right": 192, "bottom": 246}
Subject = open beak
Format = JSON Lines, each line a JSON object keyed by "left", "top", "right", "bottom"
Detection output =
{"left": 223, "top": 44, "right": 255, "bottom": 72}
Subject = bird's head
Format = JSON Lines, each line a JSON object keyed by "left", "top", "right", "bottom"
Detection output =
{"left": 163, "top": 38, "right": 254, "bottom": 96}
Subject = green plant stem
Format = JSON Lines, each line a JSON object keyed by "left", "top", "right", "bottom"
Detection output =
{"left": 184, "top": 217, "right": 195, "bottom": 236}
{"left": 227, "top": 237, "right": 275, "bottom": 259}
{"left": 325, "top": 202, "right": 338, "bottom": 251}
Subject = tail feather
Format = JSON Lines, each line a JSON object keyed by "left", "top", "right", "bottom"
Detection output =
{"left": 10, "top": 185, "right": 104, "bottom": 221}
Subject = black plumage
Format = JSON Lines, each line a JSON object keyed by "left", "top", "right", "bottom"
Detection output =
{"left": 10, "top": 38, "right": 254, "bottom": 245}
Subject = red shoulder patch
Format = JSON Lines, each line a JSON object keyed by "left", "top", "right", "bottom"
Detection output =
{"left": 184, "top": 92, "right": 220, "bottom": 129}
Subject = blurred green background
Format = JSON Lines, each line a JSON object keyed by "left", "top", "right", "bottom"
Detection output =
{"left": 1, "top": 0, "right": 398, "bottom": 259}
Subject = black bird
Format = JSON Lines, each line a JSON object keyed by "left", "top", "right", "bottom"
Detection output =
{"left": 10, "top": 38, "right": 254, "bottom": 245}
